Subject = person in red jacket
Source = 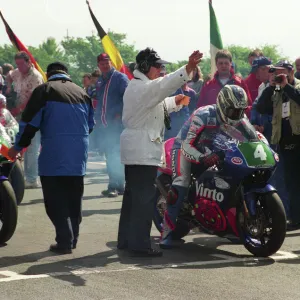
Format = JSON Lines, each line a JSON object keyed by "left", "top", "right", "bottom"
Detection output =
{"left": 196, "top": 50, "right": 252, "bottom": 116}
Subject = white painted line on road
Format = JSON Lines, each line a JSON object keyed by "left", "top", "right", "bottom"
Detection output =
{"left": 0, "top": 267, "right": 140, "bottom": 283}
{"left": 145, "top": 251, "right": 299, "bottom": 270}
{"left": 272, "top": 251, "right": 298, "bottom": 259}
{"left": 0, "top": 251, "right": 298, "bottom": 283}
{"left": 88, "top": 161, "right": 106, "bottom": 165}
{"left": 0, "top": 271, "right": 49, "bottom": 282}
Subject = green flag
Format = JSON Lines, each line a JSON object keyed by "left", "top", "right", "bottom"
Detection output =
{"left": 209, "top": 0, "right": 223, "bottom": 74}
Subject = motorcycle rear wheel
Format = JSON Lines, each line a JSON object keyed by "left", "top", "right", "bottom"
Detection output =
{"left": 237, "top": 192, "right": 286, "bottom": 257}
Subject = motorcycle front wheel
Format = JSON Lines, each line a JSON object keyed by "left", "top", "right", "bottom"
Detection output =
{"left": 237, "top": 192, "right": 286, "bottom": 257}
{"left": 9, "top": 159, "right": 25, "bottom": 205}
{"left": 0, "top": 180, "right": 18, "bottom": 244}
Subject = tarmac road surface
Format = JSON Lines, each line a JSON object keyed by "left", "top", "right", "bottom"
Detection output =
{"left": 0, "top": 160, "right": 299, "bottom": 300}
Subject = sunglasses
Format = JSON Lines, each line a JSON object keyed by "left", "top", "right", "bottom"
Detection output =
{"left": 152, "top": 63, "right": 162, "bottom": 69}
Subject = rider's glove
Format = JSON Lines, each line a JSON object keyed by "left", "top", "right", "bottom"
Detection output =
{"left": 202, "top": 152, "right": 224, "bottom": 168}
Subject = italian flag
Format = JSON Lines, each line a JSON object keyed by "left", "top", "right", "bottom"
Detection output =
{"left": 209, "top": 0, "right": 223, "bottom": 74}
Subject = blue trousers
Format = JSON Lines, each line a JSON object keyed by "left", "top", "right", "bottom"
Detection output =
{"left": 24, "top": 131, "right": 40, "bottom": 183}
{"left": 96, "top": 123, "right": 124, "bottom": 191}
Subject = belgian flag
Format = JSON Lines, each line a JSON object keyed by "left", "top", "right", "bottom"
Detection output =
{"left": 0, "top": 11, "right": 47, "bottom": 82}
{"left": 86, "top": 1, "right": 133, "bottom": 79}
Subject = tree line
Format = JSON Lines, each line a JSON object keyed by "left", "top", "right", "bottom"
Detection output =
{"left": 0, "top": 31, "right": 288, "bottom": 86}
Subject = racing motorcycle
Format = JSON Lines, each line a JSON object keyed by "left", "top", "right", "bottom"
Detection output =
{"left": 154, "top": 123, "right": 286, "bottom": 257}
{"left": 0, "top": 124, "right": 18, "bottom": 244}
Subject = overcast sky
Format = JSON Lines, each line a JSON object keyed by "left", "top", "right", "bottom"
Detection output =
{"left": 1, "top": 0, "right": 299, "bottom": 62}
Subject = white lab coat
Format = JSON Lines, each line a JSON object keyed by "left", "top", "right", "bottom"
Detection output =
{"left": 121, "top": 66, "right": 191, "bottom": 166}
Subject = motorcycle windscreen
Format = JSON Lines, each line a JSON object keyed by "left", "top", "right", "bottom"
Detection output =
{"left": 3, "top": 109, "right": 19, "bottom": 145}
{"left": 238, "top": 142, "right": 275, "bottom": 167}
{"left": 0, "top": 124, "right": 13, "bottom": 163}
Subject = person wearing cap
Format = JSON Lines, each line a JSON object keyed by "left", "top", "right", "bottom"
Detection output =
{"left": 249, "top": 56, "right": 273, "bottom": 133}
{"left": 256, "top": 60, "right": 300, "bottom": 230}
{"left": 250, "top": 59, "right": 289, "bottom": 219}
{"left": 95, "top": 53, "right": 129, "bottom": 198}
{"left": 196, "top": 50, "right": 252, "bottom": 117}
{"left": 117, "top": 47, "right": 202, "bottom": 257}
{"left": 8, "top": 62, "right": 95, "bottom": 254}
{"left": 5, "top": 51, "right": 44, "bottom": 189}
{"left": 245, "top": 56, "right": 271, "bottom": 102}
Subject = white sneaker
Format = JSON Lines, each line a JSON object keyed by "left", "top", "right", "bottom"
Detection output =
{"left": 25, "top": 181, "right": 41, "bottom": 189}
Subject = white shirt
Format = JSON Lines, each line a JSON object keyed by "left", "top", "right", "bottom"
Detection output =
{"left": 121, "top": 66, "right": 191, "bottom": 166}
{"left": 9, "top": 67, "right": 43, "bottom": 112}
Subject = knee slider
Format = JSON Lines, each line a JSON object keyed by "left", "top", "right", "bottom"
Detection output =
{"left": 167, "top": 187, "right": 178, "bottom": 205}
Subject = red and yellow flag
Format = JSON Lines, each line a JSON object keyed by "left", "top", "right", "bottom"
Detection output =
{"left": 86, "top": 1, "right": 133, "bottom": 80}
{"left": 0, "top": 11, "right": 47, "bottom": 82}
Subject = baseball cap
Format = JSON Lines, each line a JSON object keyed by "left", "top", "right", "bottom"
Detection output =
{"left": 269, "top": 60, "right": 294, "bottom": 73}
{"left": 250, "top": 56, "right": 272, "bottom": 73}
{"left": 46, "top": 61, "right": 68, "bottom": 74}
{"left": 97, "top": 53, "right": 110, "bottom": 62}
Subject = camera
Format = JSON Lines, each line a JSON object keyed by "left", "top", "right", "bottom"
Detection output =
{"left": 275, "top": 75, "right": 284, "bottom": 84}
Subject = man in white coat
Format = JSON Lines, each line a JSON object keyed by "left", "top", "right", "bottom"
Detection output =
{"left": 117, "top": 47, "right": 203, "bottom": 257}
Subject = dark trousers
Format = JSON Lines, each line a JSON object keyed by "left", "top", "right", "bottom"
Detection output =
{"left": 269, "top": 145, "right": 289, "bottom": 217}
{"left": 40, "top": 176, "right": 84, "bottom": 248}
{"left": 96, "top": 123, "right": 124, "bottom": 191}
{"left": 280, "top": 143, "right": 300, "bottom": 224}
{"left": 117, "top": 165, "right": 157, "bottom": 251}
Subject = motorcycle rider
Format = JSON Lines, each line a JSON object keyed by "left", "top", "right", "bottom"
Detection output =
{"left": 0, "top": 90, "right": 19, "bottom": 139}
{"left": 0, "top": 94, "right": 16, "bottom": 126}
{"left": 160, "top": 84, "right": 249, "bottom": 248}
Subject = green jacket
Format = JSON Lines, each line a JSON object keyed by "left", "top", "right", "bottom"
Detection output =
{"left": 271, "top": 79, "right": 300, "bottom": 144}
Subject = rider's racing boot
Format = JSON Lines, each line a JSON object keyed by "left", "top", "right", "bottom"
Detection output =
{"left": 159, "top": 185, "right": 187, "bottom": 249}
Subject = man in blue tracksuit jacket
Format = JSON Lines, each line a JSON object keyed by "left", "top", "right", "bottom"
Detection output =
{"left": 95, "top": 53, "right": 129, "bottom": 197}
{"left": 8, "top": 62, "right": 95, "bottom": 254}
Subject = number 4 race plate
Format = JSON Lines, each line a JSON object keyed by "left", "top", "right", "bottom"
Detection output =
{"left": 238, "top": 142, "right": 276, "bottom": 167}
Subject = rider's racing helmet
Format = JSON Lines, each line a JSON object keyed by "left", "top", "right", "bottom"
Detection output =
{"left": 216, "top": 85, "right": 248, "bottom": 126}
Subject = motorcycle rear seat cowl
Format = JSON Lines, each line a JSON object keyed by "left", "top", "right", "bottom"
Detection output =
{"left": 158, "top": 138, "right": 175, "bottom": 176}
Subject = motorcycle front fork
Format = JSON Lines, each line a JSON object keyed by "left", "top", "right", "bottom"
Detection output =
{"left": 242, "top": 189, "right": 257, "bottom": 218}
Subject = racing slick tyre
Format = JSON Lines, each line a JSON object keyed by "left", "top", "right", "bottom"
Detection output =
{"left": 0, "top": 180, "right": 18, "bottom": 244}
{"left": 9, "top": 159, "right": 25, "bottom": 205}
{"left": 237, "top": 192, "right": 286, "bottom": 257}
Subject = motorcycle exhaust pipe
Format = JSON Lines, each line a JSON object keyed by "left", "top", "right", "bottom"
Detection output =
{"left": 155, "top": 177, "right": 169, "bottom": 199}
